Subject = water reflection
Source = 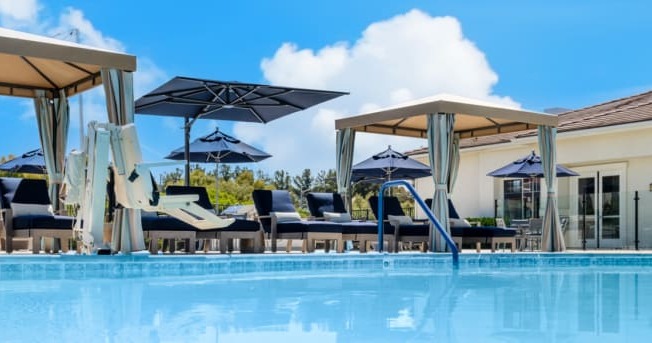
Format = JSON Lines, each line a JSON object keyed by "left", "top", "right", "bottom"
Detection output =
{"left": 0, "top": 267, "right": 651, "bottom": 342}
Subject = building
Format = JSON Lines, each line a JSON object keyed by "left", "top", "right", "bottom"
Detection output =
{"left": 409, "top": 90, "right": 652, "bottom": 249}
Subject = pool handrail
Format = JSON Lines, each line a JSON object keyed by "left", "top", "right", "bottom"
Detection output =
{"left": 377, "top": 180, "right": 459, "bottom": 265}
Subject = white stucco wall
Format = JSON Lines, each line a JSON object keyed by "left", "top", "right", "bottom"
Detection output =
{"left": 412, "top": 122, "right": 652, "bottom": 248}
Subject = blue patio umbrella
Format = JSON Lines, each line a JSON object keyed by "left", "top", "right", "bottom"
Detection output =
{"left": 487, "top": 151, "right": 578, "bottom": 219}
{"left": 165, "top": 128, "right": 271, "bottom": 163}
{"left": 165, "top": 128, "right": 271, "bottom": 208}
{"left": 0, "top": 148, "right": 46, "bottom": 174}
{"left": 486, "top": 151, "right": 579, "bottom": 178}
{"left": 351, "top": 146, "right": 431, "bottom": 183}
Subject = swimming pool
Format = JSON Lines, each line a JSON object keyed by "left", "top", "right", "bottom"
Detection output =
{"left": 0, "top": 254, "right": 651, "bottom": 342}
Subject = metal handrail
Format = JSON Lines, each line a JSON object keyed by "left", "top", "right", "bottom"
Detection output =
{"left": 377, "top": 180, "right": 459, "bottom": 265}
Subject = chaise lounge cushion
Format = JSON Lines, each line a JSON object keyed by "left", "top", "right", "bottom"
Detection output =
{"left": 12, "top": 215, "right": 74, "bottom": 230}
{"left": 0, "top": 177, "right": 75, "bottom": 231}
{"left": 141, "top": 212, "right": 195, "bottom": 231}
{"left": 271, "top": 211, "right": 302, "bottom": 223}
{"left": 388, "top": 214, "right": 413, "bottom": 226}
{"left": 253, "top": 190, "right": 341, "bottom": 234}
{"left": 444, "top": 200, "right": 516, "bottom": 238}
{"left": 306, "top": 192, "right": 347, "bottom": 218}
{"left": 449, "top": 218, "right": 471, "bottom": 228}
{"left": 450, "top": 226, "right": 516, "bottom": 238}
{"left": 323, "top": 211, "right": 352, "bottom": 223}
{"left": 305, "top": 192, "right": 378, "bottom": 236}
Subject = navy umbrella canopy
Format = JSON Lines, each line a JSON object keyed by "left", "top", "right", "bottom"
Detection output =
{"left": 165, "top": 128, "right": 271, "bottom": 163}
{"left": 135, "top": 76, "right": 348, "bottom": 185}
{"left": 0, "top": 148, "right": 46, "bottom": 174}
{"left": 487, "top": 151, "right": 579, "bottom": 178}
{"left": 351, "top": 146, "right": 431, "bottom": 183}
{"left": 166, "top": 128, "right": 271, "bottom": 209}
{"left": 135, "top": 76, "right": 348, "bottom": 123}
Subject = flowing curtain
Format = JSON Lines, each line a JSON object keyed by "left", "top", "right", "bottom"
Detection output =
{"left": 34, "top": 89, "right": 69, "bottom": 212}
{"left": 102, "top": 68, "right": 146, "bottom": 253}
{"left": 538, "top": 125, "right": 565, "bottom": 251}
{"left": 336, "top": 128, "right": 356, "bottom": 212}
{"left": 427, "top": 113, "right": 455, "bottom": 252}
{"left": 448, "top": 134, "right": 460, "bottom": 193}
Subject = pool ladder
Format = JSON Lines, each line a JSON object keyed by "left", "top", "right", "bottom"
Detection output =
{"left": 377, "top": 180, "right": 459, "bottom": 266}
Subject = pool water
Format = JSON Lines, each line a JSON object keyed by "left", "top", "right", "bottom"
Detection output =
{"left": 0, "top": 254, "right": 651, "bottom": 342}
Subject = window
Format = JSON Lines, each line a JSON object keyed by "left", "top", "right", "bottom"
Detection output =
{"left": 503, "top": 178, "right": 540, "bottom": 220}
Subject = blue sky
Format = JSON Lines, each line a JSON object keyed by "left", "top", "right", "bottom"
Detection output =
{"left": 1, "top": 0, "right": 651, "bottom": 175}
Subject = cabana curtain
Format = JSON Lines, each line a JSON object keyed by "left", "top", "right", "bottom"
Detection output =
{"left": 336, "top": 128, "right": 356, "bottom": 211}
{"left": 427, "top": 113, "right": 455, "bottom": 252}
{"left": 448, "top": 134, "right": 460, "bottom": 193}
{"left": 102, "top": 68, "right": 145, "bottom": 252}
{"left": 538, "top": 125, "right": 565, "bottom": 252}
{"left": 34, "top": 89, "right": 69, "bottom": 212}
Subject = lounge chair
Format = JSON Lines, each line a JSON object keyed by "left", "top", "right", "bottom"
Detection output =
{"left": 425, "top": 198, "right": 516, "bottom": 252}
{"left": 166, "top": 186, "right": 263, "bottom": 253}
{"left": 140, "top": 210, "right": 197, "bottom": 254}
{"left": 252, "top": 189, "right": 343, "bottom": 253}
{"left": 368, "top": 196, "right": 429, "bottom": 252}
{"left": 306, "top": 192, "right": 378, "bottom": 252}
{"left": 0, "top": 177, "right": 74, "bottom": 253}
{"left": 141, "top": 186, "right": 263, "bottom": 254}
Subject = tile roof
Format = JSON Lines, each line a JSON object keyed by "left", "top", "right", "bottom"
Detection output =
{"left": 406, "top": 90, "right": 652, "bottom": 155}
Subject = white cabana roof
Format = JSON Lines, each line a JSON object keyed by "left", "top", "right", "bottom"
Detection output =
{"left": 335, "top": 93, "right": 558, "bottom": 139}
{"left": 0, "top": 27, "right": 137, "bottom": 98}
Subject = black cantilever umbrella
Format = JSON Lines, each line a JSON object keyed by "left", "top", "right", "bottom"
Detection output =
{"left": 351, "top": 146, "right": 431, "bottom": 183}
{"left": 135, "top": 76, "right": 348, "bottom": 185}
{"left": 0, "top": 148, "right": 46, "bottom": 174}
{"left": 166, "top": 128, "right": 271, "bottom": 209}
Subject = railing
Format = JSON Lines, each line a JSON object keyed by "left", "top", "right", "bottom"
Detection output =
{"left": 377, "top": 180, "right": 459, "bottom": 266}
{"left": 493, "top": 190, "right": 652, "bottom": 250}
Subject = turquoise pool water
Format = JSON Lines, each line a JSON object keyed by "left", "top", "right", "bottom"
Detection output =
{"left": 0, "top": 254, "right": 651, "bottom": 342}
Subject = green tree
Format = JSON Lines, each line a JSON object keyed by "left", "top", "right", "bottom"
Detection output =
{"left": 161, "top": 168, "right": 183, "bottom": 186}
{"left": 291, "top": 168, "right": 313, "bottom": 209}
{"left": 219, "top": 164, "right": 233, "bottom": 181}
{"left": 313, "top": 169, "right": 337, "bottom": 192}
{"left": 272, "top": 170, "right": 291, "bottom": 190}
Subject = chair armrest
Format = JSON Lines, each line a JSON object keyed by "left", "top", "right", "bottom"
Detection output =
{"left": 0, "top": 208, "right": 13, "bottom": 236}
{"left": 0, "top": 208, "right": 9, "bottom": 221}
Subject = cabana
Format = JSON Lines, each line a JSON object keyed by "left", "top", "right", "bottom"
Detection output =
{"left": 334, "top": 94, "right": 565, "bottom": 252}
{"left": 0, "top": 27, "right": 141, "bottom": 252}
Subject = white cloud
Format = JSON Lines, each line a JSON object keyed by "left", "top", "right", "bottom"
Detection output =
{"left": 238, "top": 9, "right": 519, "bottom": 174}
{"left": 56, "top": 7, "right": 124, "bottom": 52}
{"left": 0, "top": 0, "right": 40, "bottom": 28}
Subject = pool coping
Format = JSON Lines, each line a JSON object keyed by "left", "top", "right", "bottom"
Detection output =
{"left": 2, "top": 252, "right": 652, "bottom": 280}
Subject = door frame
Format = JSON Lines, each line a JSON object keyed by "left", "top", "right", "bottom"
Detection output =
{"left": 569, "top": 163, "right": 627, "bottom": 249}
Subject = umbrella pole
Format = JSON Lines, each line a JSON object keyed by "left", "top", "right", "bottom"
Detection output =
{"left": 215, "top": 162, "right": 219, "bottom": 212}
{"left": 184, "top": 117, "right": 191, "bottom": 186}
{"left": 531, "top": 177, "right": 537, "bottom": 219}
